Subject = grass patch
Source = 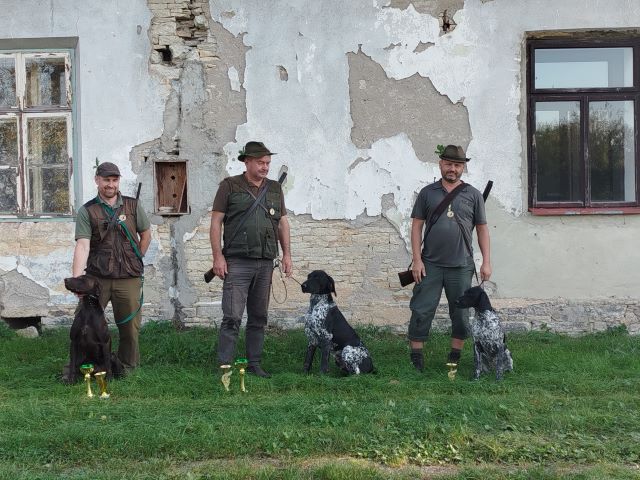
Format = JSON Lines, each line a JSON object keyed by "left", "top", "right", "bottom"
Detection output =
{"left": 0, "top": 322, "right": 638, "bottom": 479}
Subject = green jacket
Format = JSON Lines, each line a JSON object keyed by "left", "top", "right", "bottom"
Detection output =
{"left": 222, "top": 175, "right": 283, "bottom": 259}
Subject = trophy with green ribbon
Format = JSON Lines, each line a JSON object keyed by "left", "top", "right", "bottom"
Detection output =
{"left": 234, "top": 358, "right": 248, "bottom": 393}
{"left": 79, "top": 364, "right": 95, "bottom": 398}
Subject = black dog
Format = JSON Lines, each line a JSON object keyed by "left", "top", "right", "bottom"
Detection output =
{"left": 456, "top": 286, "right": 513, "bottom": 380}
{"left": 300, "top": 270, "right": 373, "bottom": 375}
{"left": 64, "top": 275, "right": 123, "bottom": 383}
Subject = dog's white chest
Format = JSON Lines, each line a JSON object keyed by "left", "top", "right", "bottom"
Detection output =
{"left": 304, "top": 295, "right": 334, "bottom": 345}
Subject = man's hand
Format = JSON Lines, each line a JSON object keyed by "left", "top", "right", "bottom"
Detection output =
{"left": 480, "top": 261, "right": 492, "bottom": 282}
{"left": 412, "top": 258, "right": 426, "bottom": 284}
{"left": 213, "top": 253, "right": 228, "bottom": 279}
{"left": 281, "top": 253, "right": 292, "bottom": 277}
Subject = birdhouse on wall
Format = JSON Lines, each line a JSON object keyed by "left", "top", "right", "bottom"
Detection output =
{"left": 154, "top": 160, "right": 189, "bottom": 215}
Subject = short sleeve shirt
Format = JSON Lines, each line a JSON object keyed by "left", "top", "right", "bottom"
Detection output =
{"left": 411, "top": 180, "right": 486, "bottom": 267}
{"left": 212, "top": 174, "right": 287, "bottom": 214}
{"left": 75, "top": 194, "right": 151, "bottom": 240}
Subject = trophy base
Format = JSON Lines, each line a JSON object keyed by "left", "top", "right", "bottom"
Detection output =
{"left": 446, "top": 362, "right": 458, "bottom": 381}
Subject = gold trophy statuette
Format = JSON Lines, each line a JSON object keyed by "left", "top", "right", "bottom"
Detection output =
{"left": 446, "top": 362, "right": 458, "bottom": 381}
{"left": 234, "top": 358, "right": 248, "bottom": 393}
{"left": 220, "top": 365, "right": 232, "bottom": 392}
{"left": 94, "top": 371, "right": 110, "bottom": 399}
{"left": 79, "top": 363, "right": 95, "bottom": 398}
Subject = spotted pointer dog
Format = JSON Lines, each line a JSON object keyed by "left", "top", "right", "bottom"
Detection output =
{"left": 300, "top": 270, "right": 374, "bottom": 375}
{"left": 456, "top": 286, "right": 513, "bottom": 381}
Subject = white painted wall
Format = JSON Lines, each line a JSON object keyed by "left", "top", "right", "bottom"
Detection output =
{"left": 0, "top": 0, "right": 166, "bottom": 202}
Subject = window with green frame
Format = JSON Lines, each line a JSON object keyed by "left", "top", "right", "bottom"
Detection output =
{"left": 0, "top": 50, "right": 75, "bottom": 217}
{"left": 527, "top": 36, "right": 639, "bottom": 213}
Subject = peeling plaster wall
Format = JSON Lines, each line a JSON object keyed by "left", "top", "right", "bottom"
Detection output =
{"left": 209, "top": 0, "right": 640, "bottom": 301}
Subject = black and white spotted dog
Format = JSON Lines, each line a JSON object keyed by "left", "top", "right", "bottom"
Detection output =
{"left": 456, "top": 286, "right": 513, "bottom": 381}
{"left": 300, "top": 270, "right": 374, "bottom": 375}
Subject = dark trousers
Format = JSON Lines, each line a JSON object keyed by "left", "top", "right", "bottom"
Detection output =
{"left": 408, "top": 259, "right": 474, "bottom": 342}
{"left": 217, "top": 257, "right": 273, "bottom": 366}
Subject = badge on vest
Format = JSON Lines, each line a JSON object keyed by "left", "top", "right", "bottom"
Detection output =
{"left": 119, "top": 214, "right": 127, "bottom": 221}
{"left": 269, "top": 208, "right": 275, "bottom": 216}
{"left": 446, "top": 204, "right": 454, "bottom": 218}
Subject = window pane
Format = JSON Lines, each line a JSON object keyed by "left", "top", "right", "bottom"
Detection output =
{"left": 29, "top": 166, "right": 69, "bottom": 214}
{"left": 535, "top": 48, "right": 633, "bottom": 89}
{"left": 589, "top": 101, "right": 635, "bottom": 202}
{"left": 535, "top": 102, "right": 582, "bottom": 202}
{"left": 25, "top": 56, "right": 67, "bottom": 107}
{"left": 0, "top": 117, "right": 19, "bottom": 167}
{"left": 27, "top": 117, "right": 68, "bottom": 165}
{"left": 0, "top": 169, "right": 18, "bottom": 213}
{"left": 0, "top": 57, "right": 16, "bottom": 107}
{"left": 27, "top": 117, "right": 69, "bottom": 214}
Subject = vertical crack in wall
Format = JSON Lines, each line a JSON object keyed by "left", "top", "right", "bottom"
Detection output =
{"left": 129, "top": 1, "right": 248, "bottom": 324}
{"left": 169, "top": 221, "right": 187, "bottom": 330}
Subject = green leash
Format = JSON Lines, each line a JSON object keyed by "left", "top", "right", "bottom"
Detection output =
{"left": 101, "top": 202, "right": 144, "bottom": 326}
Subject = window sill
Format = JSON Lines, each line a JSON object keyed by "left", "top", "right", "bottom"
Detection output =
{"left": 530, "top": 207, "right": 640, "bottom": 216}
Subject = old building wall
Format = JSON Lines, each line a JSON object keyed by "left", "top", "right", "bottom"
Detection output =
{"left": 0, "top": 0, "right": 638, "bottom": 335}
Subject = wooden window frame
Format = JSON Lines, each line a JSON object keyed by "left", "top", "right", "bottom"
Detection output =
{"left": 527, "top": 36, "right": 640, "bottom": 215}
{"left": 0, "top": 49, "right": 75, "bottom": 219}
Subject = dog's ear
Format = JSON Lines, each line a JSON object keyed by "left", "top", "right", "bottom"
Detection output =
{"left": 329, "top": 275, "right": 336, "bottom": 296}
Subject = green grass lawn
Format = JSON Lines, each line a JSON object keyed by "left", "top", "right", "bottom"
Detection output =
{"left": 0, "top": 321, "right": 638, "bottom": 480}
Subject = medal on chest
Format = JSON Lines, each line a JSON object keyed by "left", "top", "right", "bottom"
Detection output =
{"left": 269, "top": 208, "right": 275, "bottom": 216}
{"left": 446, "top": 204, "right": 454, "bottom": 218}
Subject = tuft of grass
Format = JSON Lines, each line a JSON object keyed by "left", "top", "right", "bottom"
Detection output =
{"left": 0, "top": 323, "right": 638, "bottom": 479}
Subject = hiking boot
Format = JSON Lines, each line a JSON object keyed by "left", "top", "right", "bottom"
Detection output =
{"left": 246, "top": 365, "right": 272, "bottom": 378}
{"left": 410, "top": 349, "right": 424, "bottom": 372}
{"left": 447, "top": 349, "right": 461, "bottom": 364}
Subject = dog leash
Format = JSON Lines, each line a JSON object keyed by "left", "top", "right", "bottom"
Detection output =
{"left": 270, "top": 259, "right": 303, "bottom": 304}
{"left": 100, "top": 202, "right": 144, "bottom": 326}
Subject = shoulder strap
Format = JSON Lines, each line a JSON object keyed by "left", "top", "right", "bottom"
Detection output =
{"left": 454, "top": 180, "right": 494, "bottom": 284}
{"left": 222, "top": 182, "right": 269, "bottom": 254}
{"left": 223, "top": 172, "right": 287, "bottom": 253}
{"left": 424, "top": 182, "right": 466, "bottom": 238}
{"left": 406, "top": 182, "right": 466, "bottom": 270}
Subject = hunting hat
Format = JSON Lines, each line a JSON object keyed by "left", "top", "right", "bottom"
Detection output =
{"left": 95, "top": 162, "right": 121, "bottom": 177}
{"left": 238, "top": 141, "right": 277, "bottom": 161}
{"left": 439, "top": 145, "right": 470, "bottom": 163}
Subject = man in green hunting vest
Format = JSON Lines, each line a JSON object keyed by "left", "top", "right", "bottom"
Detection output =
{"left": 71, "top": 161, "right": 151, "bottom": 371}
{"left": 210, "top": 141, "right": 292, "bottom": 378}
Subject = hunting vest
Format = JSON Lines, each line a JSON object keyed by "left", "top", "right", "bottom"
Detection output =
{"left": 84, "top": 196, "right": 144, "bottom": 279}
{"left": 222, "top": 175, "right": 282, "bottom": 259}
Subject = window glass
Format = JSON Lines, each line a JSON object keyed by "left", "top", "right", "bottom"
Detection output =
{"left": 0, "top": 117, "right": 18, "bottom": 212}
{"left": 27, "top": 116, "right": 69, "bottom": 214}
{"left": 535, "top": 101, "right": 582, "bottom": 202}
{"left": 27, "top": 117, "right": 68, "bottom": 165}
{"left": 0, "top": 116, "right": 18, "bottom": 166}
{"left": 0, "top": 56, "right": 16, "bottom": 107}
{"left": 25, "top": 56, "right": 67, "bottom": 107}
{"left": 535, "top": 48, "right": 633, "bottom": 89}
{"left": 29, "top": 165, "right": 69, "bottom": 214}
{"left": 589, "top": 101, "right": 635, "bottom": 202}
